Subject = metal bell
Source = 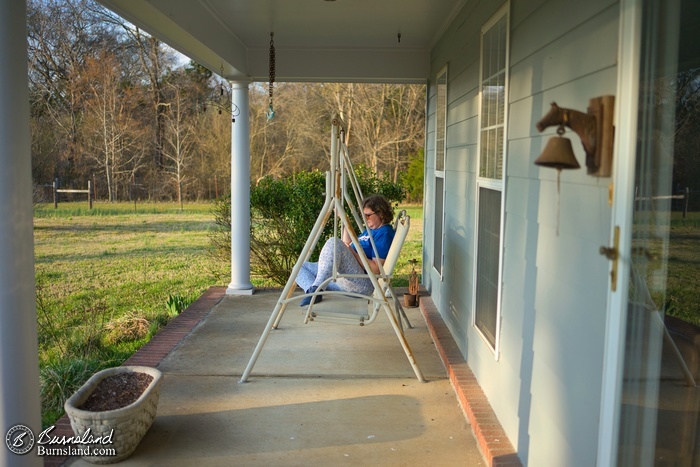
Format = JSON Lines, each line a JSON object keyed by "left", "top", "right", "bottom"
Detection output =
{"left": 535, "top": 135, "right": 580, "bottom": 170}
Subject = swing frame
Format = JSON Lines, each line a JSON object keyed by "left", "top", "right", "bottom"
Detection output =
{"left": 302, "top": 208, "right": 411, "bottom": 327}
{"left": 239, "top": 115, "right": 425, "bottom": 383}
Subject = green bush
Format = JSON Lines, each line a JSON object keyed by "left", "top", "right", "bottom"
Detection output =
{"left": 402, "top": 149, "right": 424, "bottom": 203}
{"left": 353, "top": 164, "right": 406, "bottom": 204}
{"left": 249, "top": 171, "right": 329, "bottom": 285}
{"left": 210, "top": 169, "right": 405, "bottom": 286}
{"left": 210, "top": 196, "right": 232, "bottom": 267}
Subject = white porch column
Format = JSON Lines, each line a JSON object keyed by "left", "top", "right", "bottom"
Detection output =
{"left": 0, "top": 0, "right": 42, "bottom": 465}
{"left": 227, "top": 80, "right": 254, "bottom": 295}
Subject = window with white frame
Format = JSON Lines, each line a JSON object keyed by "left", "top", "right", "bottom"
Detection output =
{"left": 433, "top": 66, "right": 447, "bottom": 275}
{"left": 474, "top": 5, "right": 508, "bottom": 351}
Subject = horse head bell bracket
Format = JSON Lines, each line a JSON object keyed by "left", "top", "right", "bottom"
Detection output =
{"left": 535, "top": 96, "right": 615, "bottom": 177}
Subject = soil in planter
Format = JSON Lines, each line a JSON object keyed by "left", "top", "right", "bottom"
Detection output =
{"left": 78, "top": 372, "right": 154, "bottom": 412}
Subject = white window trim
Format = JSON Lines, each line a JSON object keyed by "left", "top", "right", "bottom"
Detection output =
{"left": 472, "top": 3, "right": 510, "bottom": 359}
{"left": 433, "top": 64, "right": 448, "bottom": 278}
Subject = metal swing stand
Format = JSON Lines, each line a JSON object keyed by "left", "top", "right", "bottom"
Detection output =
{"left": 239, "top": 115, "right": 425, "bottom": 383}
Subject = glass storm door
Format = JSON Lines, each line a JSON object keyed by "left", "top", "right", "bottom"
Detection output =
{"left": 615, "top": 0, "right": 700, "bottom": 464}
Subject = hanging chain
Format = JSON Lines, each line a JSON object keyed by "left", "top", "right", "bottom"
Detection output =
{"left": 268, "top": 32, "right": 275, "bottom": 109}
{"left": 220, "top": 64, "right": 225, "bottom": 97}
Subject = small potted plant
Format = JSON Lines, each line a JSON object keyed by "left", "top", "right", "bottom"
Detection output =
{"left": 64, "top": 365, "right": 162, "bottom": 464}
{"left": 403, "top": 259, "right": 420, "bottom": 307}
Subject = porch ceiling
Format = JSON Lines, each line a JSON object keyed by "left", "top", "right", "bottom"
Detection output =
{"left": 96, "top": 0, "right": 465, "bottom": 84}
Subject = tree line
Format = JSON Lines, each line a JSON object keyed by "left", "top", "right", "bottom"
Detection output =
{"left": 27, "top": 0, "right": 426, "bottom": 204}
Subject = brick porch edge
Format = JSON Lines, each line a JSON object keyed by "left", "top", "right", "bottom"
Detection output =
{"left": 418, "top": 293, "right": 522, "bottom": 467}
{"left": 43, "top": 286, "right": 227, "bottom": 467}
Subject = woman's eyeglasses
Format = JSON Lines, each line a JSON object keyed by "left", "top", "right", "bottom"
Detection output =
{"left": 363, "top": 211, "right": 376, "bottom": 219}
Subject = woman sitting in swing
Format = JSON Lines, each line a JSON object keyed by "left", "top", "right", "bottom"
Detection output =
{"left": 296, "top": 194, "right": 395, "bottom": 306}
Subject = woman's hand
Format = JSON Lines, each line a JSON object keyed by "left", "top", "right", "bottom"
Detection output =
{"left": 349, "top": 247, "right": 384, "bottom": 275}
{"left": 342, "top": 227, "right": 352, "bottom": 247}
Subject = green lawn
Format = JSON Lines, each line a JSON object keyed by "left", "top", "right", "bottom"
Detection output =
{"left": 34, "top": 201, "right": 226, "bottom": 426}
{"left": 634, "top": 211, "right": 700, "bottom": 326}
{"left": 665, "top": 212, "right": 700, "bottom": 325}
{"left": 391, "top": 204, "right": 423, "bottom": 286}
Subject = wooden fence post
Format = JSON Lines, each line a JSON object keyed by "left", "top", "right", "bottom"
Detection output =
{"left": 53, "top": 178, "right": 58, "bottom": 209}
{"left": 88, "top": 180, "right": 93, "bottom": 210}
{"left": 683, "top": 186, "right": 689, "bottom": 218}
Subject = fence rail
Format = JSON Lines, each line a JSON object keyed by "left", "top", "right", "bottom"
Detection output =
{"left": 635, "top": 186, "right": 693, "bottom": 218}
{"left": 53, "top": 178, "right": 92, "bottom": 209}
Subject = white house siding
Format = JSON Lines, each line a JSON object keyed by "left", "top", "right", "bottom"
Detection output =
{"left": 426, "top": 0, "right": 620, "bottom": 465}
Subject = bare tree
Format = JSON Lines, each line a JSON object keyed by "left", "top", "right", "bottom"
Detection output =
{"left": 82, "top": 52, "right": 147, "bottom": 201}
{"left": 384, "top": 84, "right": 426, "bottom": 181}
{"left": 91, "top": 5, "right": 177, "bottom": 170}
{"left": 27, "top": 0, "right": 115, "bottom": 183}
{"left": 191, "top": 109, "right": 231, "bottom": 199}
{"left": 310, "top": 83, "right": 425, "bottom": 178}
{"left": 161, "top": 80, "right": 197, "bottom": 207}
{"left": 314, "top": 83, "right": 357, "bottom": 149}
{"left": 247, "top": 82, "right": 425, "bottom": 180}
{"left": 250, "top": 83, "right": 324, "bottom": 180}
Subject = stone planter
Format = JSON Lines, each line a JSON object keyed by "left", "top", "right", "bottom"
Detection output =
{"left": 64, "top": 366, "right": 162, "bottom": 464}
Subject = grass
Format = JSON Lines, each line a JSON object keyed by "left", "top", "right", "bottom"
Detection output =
{"left": 391, "top": 204, "right": 423, "bottom": 287}
{"left": 34, "top": 201, "right": 226, "bottom": 426}
{"left": 34, "top": 200, "right": 424, "bottom": 427}
{"left": 665, "top": 212, "right": 700, "bottom": 325}
{"left": 34, "top": 201, "right": 213, "bottom": 218}
{"left": 637, "top": 211, "right": 700, "bottom": 326}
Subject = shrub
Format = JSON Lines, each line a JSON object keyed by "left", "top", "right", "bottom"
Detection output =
{"left": 402, "top": 149, "right": 424, "bottom": 203}
{"left": 353, "top": 164, "right": 406, "bottom": 204}
{"left": 249, "top": 171, "right": 329, "bottom": 285}
{"left": 210, "top": 169, "right": 405, "bottom": 286}
{"left": 210, "top": 195, "right": 232, "bottom": 268}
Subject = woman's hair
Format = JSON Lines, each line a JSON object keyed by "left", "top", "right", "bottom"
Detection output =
{"left": 363, "top": 194, "right": 393, "bottom": 225}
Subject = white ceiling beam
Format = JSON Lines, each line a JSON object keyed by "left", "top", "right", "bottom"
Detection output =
{"left": 96, "top": 0, "right": 437, "bottom": 83}
{"left": 248, "top": 47, "right": 430, "bottom": 84}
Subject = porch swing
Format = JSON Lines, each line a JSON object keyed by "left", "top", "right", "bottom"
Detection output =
{"left": 239, "top": 115, "right": 425, "bottom": 383}
{"left": 302, "top": 206, "right": 412, "bottom": 328}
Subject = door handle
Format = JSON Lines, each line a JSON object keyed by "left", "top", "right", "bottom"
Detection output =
{"left": 599, "top": 246, "right": 618, "bottom": 260}
{"left": 599, "top": 226, "right": 620, "bottom": 292}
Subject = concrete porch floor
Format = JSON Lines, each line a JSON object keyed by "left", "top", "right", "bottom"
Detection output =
{"left": 51, "top": 287, "right": 520, "bottom": 466}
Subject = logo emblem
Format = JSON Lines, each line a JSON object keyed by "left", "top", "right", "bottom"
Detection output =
{"left": 5, "top": 425, "right": 35, "bottom": 455}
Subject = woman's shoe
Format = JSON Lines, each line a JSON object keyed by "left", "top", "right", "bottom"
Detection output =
{"left": 300, "top": 286, "right": 323, "bottom": 306}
